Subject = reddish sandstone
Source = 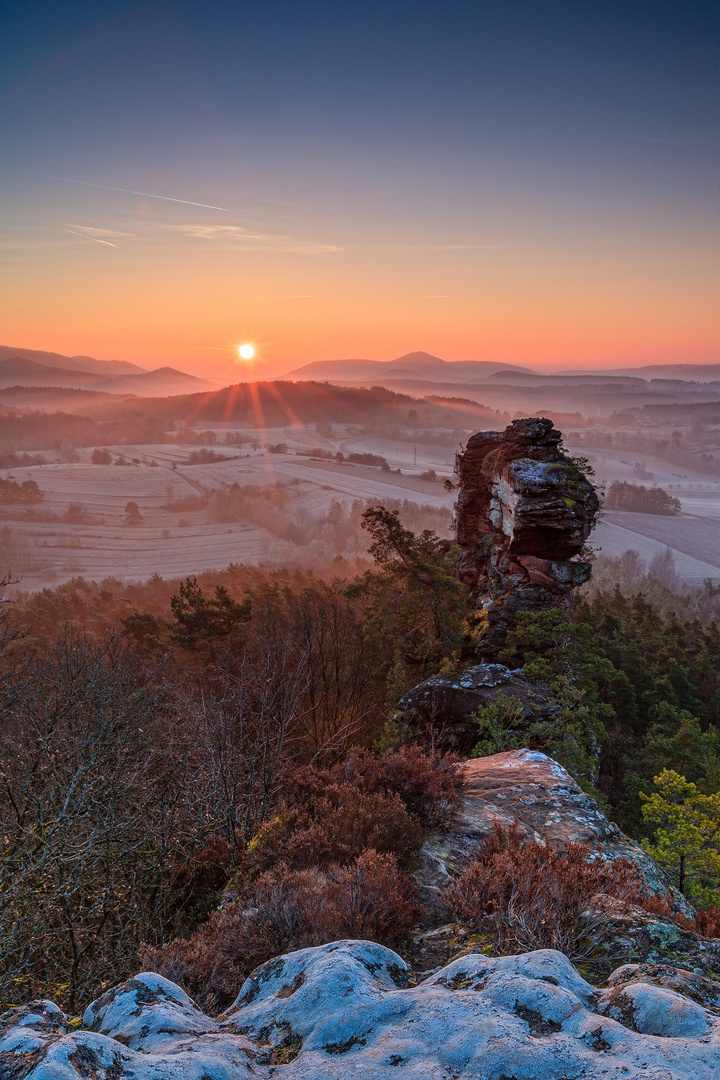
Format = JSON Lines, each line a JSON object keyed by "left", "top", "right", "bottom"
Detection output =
{"left": 455, "top": 417, "right": 599, "bottom": 658}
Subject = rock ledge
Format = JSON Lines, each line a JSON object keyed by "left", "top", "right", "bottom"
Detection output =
{"left": 6, "top": 940, "right": 720, "bottom": 1078}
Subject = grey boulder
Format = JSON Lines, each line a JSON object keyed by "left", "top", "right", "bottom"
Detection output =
{"left": 5, "top": 940, "right": 720, "bottom": 1079}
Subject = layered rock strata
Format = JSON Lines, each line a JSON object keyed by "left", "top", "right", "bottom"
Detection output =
{"left": 456, "top": 416, "right": 599, "bottom": 658}
{"left": 6, "top": 942, "right": 720, "bottom": 1079}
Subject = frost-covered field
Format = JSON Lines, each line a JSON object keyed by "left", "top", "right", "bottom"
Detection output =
{"left": 3, "top": 425, "right": 720, "bottom": 589}
{"left": 0, "top": 426, "right": 456, "bottom": 588}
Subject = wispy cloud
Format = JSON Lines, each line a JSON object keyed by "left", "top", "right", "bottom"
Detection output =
{"left": 10, "top": 170, "right": 229, "bottom": 211}
{"left": 65, "top": 225, "right": 134, "bottom": 238}
{"left": 65, "top": 224, "right": 135, "bottom": 248}
{"left": 66, "top": 231, "right": 117, "bottom": 247}
{"left": 164, "top": 223, "right": 343, "bottom": 254}
{"left": 365, "top": 243, "right": 513, "bottom": 253}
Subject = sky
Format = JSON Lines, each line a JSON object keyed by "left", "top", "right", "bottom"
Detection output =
{"left": 1, "top": 0, "right": 719, "bottom": 377}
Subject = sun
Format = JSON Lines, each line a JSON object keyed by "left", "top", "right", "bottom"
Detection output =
{"left": 238, "top": 344, "right": 254, "bottom": 360}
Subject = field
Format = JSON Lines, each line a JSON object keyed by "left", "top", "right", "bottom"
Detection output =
{"left": 563, "top": 442, "right": 720, "bottom": 582}
{"left": 2, "top": 424, "right": 720, "bottom": 590}
{"left": 0, "top": 425, "right": 455, "bottom": 588}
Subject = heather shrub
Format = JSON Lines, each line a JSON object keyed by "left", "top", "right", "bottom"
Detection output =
{"left": 245, "top": 747, "right": 460, "bottom": 875}
{"left": 140, "top": 850, "right": 420, "bottom": 1010}
{"left": 331, "top": 746, "right": 463, "bottom": 832}
{"left": 697, "top": 907, "right": 720, "bottom": 938}
{"left": 247, "top": 782, "right": 425, "bottom": 872}
{"left": 445, "top": 824, "right": 641, "bottom": 966}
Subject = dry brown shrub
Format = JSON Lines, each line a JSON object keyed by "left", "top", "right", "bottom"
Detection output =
{"left": 445, "top": 824, "right": 642, "bottom": 966}
{"left": 330, "top": 746, "right": 463, "bottom": 832}
{"left": 696, "top": 907, "right": 720, "bottom": 938}
{"left": 326, "top": 848, "right": 422, "bottom": 942}
{"left": 248, "top": 781, "right": 425, "bottom": 872}
{"left": 606, "top": 872, "right": 720, "bottom": 938}
{"left": 140, "top": 850, "right": 420, "bottom": 1011}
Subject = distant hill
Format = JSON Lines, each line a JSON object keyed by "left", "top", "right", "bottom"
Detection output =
{"left": 556, "top": 363, "right": 720, "bottom": 382}
{"left": 391, "top": 351, "right": 446, "bottom": 366}
{"left": 0, "top": 345, "right": 146, "bottom": 376}
{"left": 86, "top": 367, "right": 216, "bottom": 396}
{"left": 0, "top": 356, "right": 216, "bottom": 397}
{"left": 80, "top": 379, "right": 506, "bottom": 428}
{"left": 0, "top": 357, "right": 102, "bottom": 389}
{"left": 288, "top": 352, "right": 537, "bottom": 382}
{"left": 0, "top": 385, "right": 122, "bottom": 409}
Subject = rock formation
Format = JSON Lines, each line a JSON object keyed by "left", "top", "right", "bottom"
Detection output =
{"left": 397, "top": 661, "right": 555, "bottom": 752}
{"left": 456, "top": 416, "right": 599, "bottom": 658}
{"left": 416, "top": 748, "right": 695, "bottom": 918}
{"left": 7, "top": 941, "right": 720, "bottom": 1079}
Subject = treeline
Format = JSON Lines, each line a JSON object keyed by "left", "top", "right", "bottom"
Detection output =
{"left": 85, "top": 380, "right": 507, "bottom": 431}
{"left": 604, "top": 481, "right": 681, "bottom": 514}
{"left": 0, "top": 410, "right": 172, "bottom": 451}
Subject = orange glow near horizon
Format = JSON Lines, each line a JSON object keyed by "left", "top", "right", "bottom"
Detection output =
{"left": 2, "top": 193, "right": 719, "bottom": 378}
{"left": 4, "top": 5, "right": 720, "bottom": 381}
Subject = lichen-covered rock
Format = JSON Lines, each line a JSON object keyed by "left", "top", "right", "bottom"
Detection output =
{"left": 0, "top": 972, "right": 258, "bottom": 1080}
{"left": 585, "top": 903, "right": 720, "bottom": 982}
{"left": 416, "top": 749, "right": 695, "bottom": 918}
{"left": 397, "top": 661, "right": 554, "bottom": 752}
{"left": 82, "top": 971, "right": 218, "bottom": 1052}
{"left": 456, "top": 416, "right": 599, "bottom": 657}
{"left": 8, "top": 941, "right": 720, "bottom": 1078}
{"left": 604, "top": 962, "right": 720, "bottom": 1011}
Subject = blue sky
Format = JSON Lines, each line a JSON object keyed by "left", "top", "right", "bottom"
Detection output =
{"left": 2, "top": 1, "right": 719, "bottom": 371}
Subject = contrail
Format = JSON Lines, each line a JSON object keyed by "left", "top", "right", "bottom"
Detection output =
{"left": 66, "top": 229, "right": 118, "bottom": 248}
{"left": 11, "top": 169, "right": 228, "bottom": 211}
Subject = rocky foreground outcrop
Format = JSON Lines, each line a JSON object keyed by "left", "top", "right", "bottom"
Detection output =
{"left": 455, "top": 416, "right": 599, "bottom": 658}
{"left": 6, "top": 941, "right": 720, "bottom": 1079}
{"left": 410, "top": 749, "right": 720, "bottom": 981}
{"left": 423, "top": 751, "right": 686, "bottom": 902}
{"left": 418, "top": 748, "right": 692, "bottom": 914}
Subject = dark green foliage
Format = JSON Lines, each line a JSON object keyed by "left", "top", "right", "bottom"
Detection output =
{"left": 345, "top": 506, "right": 467, "bottom": 704}
{"left": 574, "top": 591, "right": 720, "bottom": 833}
{"left": 485, "top": 596, "right": 720, "bottom": 833}
{"left": 169, "top": 577, "right": 252, "bottom": 648}
{"left": 605, "top": 481, "right": 681, "bottom": 514}
{"left": 0, "top": 477, "right": 43, "bottom": 503}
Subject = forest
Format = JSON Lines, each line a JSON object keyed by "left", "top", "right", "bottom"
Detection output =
{"left": 3, "top": 508, "right": 720, "bottom": 1014}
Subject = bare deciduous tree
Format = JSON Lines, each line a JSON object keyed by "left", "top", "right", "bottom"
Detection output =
{"left": 0, "top": 629, "right": 203, "bottom": 1010}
